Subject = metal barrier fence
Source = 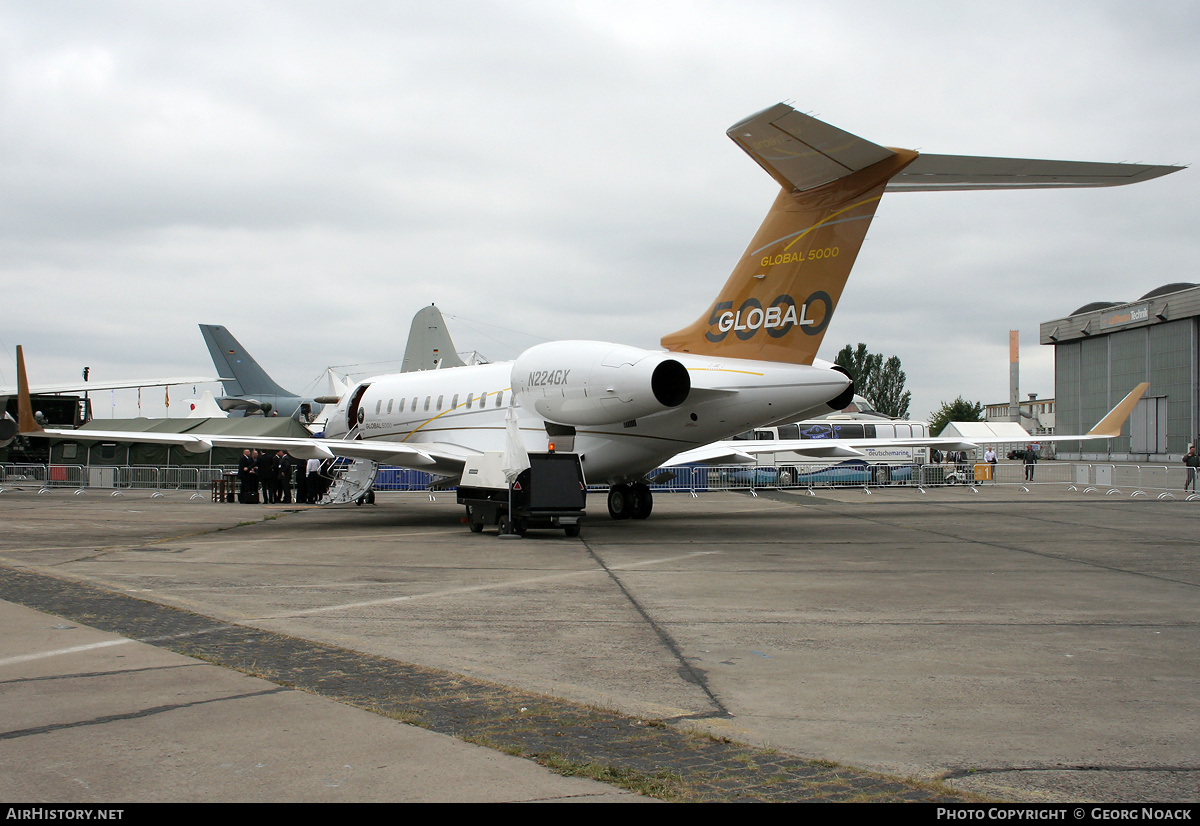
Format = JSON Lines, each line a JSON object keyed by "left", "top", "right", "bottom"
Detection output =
{"left": 615, "top": 461, "right": 1200, "bottom": 497}
{"left": 3, "top": 461, "right": 1198, "bottom": 498}
{"left": 1, "top": 463, "right": 49, "bottom": 486}
{"left": 374, "top": 466, "right": 438, "bottom": 491}
{"left": 0, "top": 463, "right": 436, "bottom": 494}
{"left": 0, "top": 463, "right": 240, "bottom": 491}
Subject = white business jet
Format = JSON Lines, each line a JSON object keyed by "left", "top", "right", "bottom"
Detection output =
{"left": 15, "top": 103, "right": 1180, "bottom": 519}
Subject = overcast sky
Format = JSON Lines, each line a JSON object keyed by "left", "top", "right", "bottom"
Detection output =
{"left": 2, "top": 0, "right": 1196, "bottom": 423}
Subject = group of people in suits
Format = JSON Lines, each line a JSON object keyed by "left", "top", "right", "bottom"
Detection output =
{"left": 237, "top": 449, "right": 330, "bottom": 504}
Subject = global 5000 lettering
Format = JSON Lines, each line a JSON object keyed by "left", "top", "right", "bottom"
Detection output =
{"left": 760, "top": 247, "right": 839, "bottom": 266}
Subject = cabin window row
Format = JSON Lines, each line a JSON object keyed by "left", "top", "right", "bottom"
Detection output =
{"left": 374, "top": 390, "right": 506, "bottom": 416}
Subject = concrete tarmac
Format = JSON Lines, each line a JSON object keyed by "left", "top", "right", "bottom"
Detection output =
{"left": 0, "top": 599, "right": 643, "bottom": 802}
{"left": 0, "top": 480, "right": 1197, "bottom": 802}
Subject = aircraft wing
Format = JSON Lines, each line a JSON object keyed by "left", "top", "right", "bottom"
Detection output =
{"left": 663, "top": 444, "right": 758, "bottom": 466}
{"left": 670, "top": 383, "right": 1152, "bottom": 466}
{"left": 11, "top": 345, "right": 474, "bottom": 476}
{"left": 975, "top": 383, "right": 1150, "bottom": 444}
{"left": 665, "top": 440, "right": 867, "bottom": 467}
{"left": 1, "top": 376, "right": 223, "bottom": 395}
{"left": 662, "top": 435, "right": 981, "bottom": 467}
{"left": 19, "top": 423, "right": 451, "bottom": 468}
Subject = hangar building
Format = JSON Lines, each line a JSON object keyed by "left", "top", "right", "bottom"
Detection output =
{"left": 1040, "top": 283, "right": 1199, "bottom": 460}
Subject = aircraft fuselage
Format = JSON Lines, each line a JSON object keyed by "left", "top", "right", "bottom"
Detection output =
{"left": 324, "top": 348, "right": 849, "bottom": 484}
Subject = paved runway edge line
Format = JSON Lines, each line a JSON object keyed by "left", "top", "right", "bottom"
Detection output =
{"left": 0, "top": 564, "right": 977, "bottom": 803}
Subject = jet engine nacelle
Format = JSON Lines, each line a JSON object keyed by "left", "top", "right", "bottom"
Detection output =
{"left": 0, "top": 416, "right": 17, "bottom": 448}
{"left": 511, "top": 341, "right": 690, "bottom": 426}
{"left": 826, "top": 364, "right": 855, "bottom": 411}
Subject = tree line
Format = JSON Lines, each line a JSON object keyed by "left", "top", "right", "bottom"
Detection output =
{"left": 833, "top": 343, "right": 984, "bottom": 435}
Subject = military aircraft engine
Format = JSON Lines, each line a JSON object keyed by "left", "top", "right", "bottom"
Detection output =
{"left": 511, "top": 341, "right": 690, "bottom": 426}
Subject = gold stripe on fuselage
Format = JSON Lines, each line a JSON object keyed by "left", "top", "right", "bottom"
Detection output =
{"left": 394, "top": 387, "right": 512, "bottom": 442}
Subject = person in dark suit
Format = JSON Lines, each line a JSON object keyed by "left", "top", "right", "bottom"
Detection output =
{"left": 295, "top": 456, "right": 309, "bottom": 504}
{"left": 259, "top": 450, "right": 277, "bottom": 503}
{"left": 237, "top": 450, "right": 254, "bottom": 503}
{"left": 276, "top": 451, "right": 293, "bottom": 504}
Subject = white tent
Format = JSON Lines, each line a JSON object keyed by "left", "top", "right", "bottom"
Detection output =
{"left": 940, "top": 421, "right": 1036, "bottom": 443}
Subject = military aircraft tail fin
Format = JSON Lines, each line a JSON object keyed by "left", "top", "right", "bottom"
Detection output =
{"left": 401, "top": 305, "right": 466, "bottom": 372}
{"left": 199, "top": 325, "right": 292, "bottom": 399}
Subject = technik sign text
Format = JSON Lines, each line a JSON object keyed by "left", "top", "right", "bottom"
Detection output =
{"left": 1102, "top": 304, "right": 1150, "bottom": 328}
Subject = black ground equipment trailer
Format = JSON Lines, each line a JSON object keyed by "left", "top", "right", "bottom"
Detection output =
{"left": 457, "top": 451, "right": 586, "bottom": 537}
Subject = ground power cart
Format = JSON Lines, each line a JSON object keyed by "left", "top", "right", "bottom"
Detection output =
{"left": 457, "top": 451, "right": 587, "bottom": 537}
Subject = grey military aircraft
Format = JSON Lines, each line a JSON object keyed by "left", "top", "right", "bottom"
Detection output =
{"left": 200, "top": 324, "right": 322, "bottom": 421}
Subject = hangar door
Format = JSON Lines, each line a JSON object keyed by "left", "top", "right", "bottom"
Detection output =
{"left": 1130, "top": 396, "right": 1168, "bottom": 454}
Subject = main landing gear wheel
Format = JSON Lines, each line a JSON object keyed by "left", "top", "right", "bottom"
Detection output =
{"left": 607, "top": 483, "right": 654, "bottom": 520}
{"left": 631, "top": 482, "right": 653, "bottom": 520}
{"left": 607, "top": 485, "right": 632, "bottom": 520}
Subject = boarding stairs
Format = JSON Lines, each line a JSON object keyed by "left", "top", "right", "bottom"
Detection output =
{"left": 316, "top": 423, "right": 378, "bottom": 504}
{"left": 319, "top": 458, "right": 379, "bottom": 505}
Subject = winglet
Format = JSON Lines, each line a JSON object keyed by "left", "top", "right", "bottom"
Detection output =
{"left": 16, "top": 346, "right": 45, "bottom": 435}
{"left": 1087, "top": 382, "right": 1149, "bottom": 438}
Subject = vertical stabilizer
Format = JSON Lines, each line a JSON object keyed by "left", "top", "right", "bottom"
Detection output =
{"left": 662, "top": 105, "right": 916, "bottom": 365}
{"left": 16, "top": 346, "right": 44, "bottom": 435}
{"left": 199, "top": 325, "right": 292, "bottom": 398}
{"left": 401, "top": 305, "right": 465, "bottom": 372}
{"left": 662, "top": 103, "right": 1181, "bottom": 366}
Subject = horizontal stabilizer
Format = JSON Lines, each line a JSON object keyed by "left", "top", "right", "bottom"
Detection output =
{"left": 728, "top": 105, "right": 1183, "bottom": 194}
{"left": 886, "top": 155, "right": 1183, "bottom": 192}
{"left": 218, "top": 396, "right": 263, "bottom": 412}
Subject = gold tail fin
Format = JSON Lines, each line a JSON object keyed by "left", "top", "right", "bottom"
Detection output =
{"left": 16, "top": 346, "right": 45, "bottom": 435}
{"left": 663, "top": 103, "right": 1181, "bottom": 365}
{"left": 662, "top": 104, "right": 916, "bottom": 364}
